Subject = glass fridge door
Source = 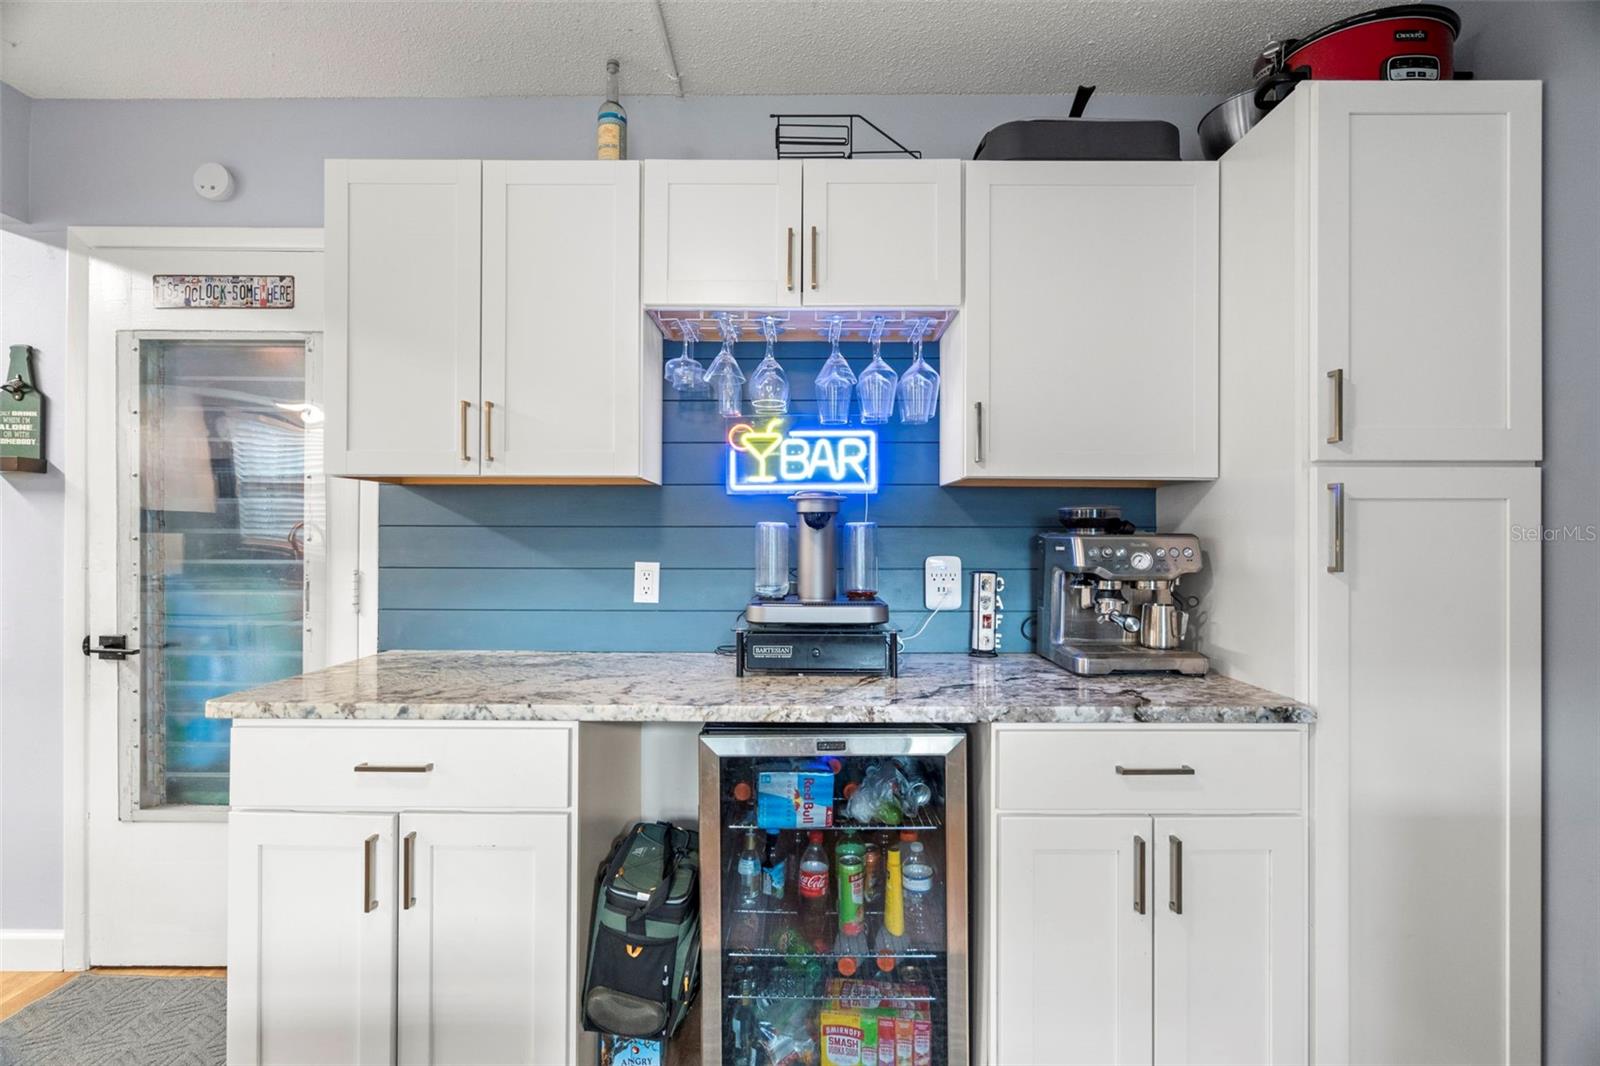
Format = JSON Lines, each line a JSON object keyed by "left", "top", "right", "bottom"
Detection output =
{"left": 700, "top": 728, "right": 967, "bottom": 1066}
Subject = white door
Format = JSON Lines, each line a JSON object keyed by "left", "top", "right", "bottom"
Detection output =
{"left": 800, "top": 159, "right": 962, "bottom": 306}
{"left": 641, "top": 160, "right": 803, "bottom": 306}
{"left": 397, "top": 812, "right": 571, "bottom": 1066}
{"left": 483, "top": 161, "right": 655, "bottom": 480}
{"left": 326, "top": 159, "right": 482, "bottom": 477}
{"left": 953, "top": 162, "right": 1218, "bottom": 482}
{"left": 1152, "top": 816, "right": 1306, "bottom": 1066}
{"left": 993, "top": 815, "right": 1152, "bottom": 1065}
{"left": 1312, "top": 465, "right": 1541, "bottom": 1065}
{"left": 1310, "top": 82, "right": 1542, "bottom": 462}
{"left": 73, "top": 229, "right": 366, "bottom": 966}
{"left": 227, "top": 811, "right": 397, "bottom": 1066}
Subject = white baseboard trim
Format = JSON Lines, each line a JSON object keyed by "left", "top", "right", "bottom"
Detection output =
{"left": 1, "top": 929, "right": 66, "bottom": 970}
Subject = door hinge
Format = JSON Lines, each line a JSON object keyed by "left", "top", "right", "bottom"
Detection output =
{"left": 83, "top": 635, "right": 140, "bottom": 661}
{"left": 352, "top": 569, "right": 363, "bottom": 613}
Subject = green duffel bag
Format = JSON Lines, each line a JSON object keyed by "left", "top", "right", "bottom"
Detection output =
{"left": 582, "top": 821, "right": 700, "bottom": 1040}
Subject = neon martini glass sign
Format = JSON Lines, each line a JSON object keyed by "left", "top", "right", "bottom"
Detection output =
{"left": 726, "top": 418, "right": 878, "bottom": 495}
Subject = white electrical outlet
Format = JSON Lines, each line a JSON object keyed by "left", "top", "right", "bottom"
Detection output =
{"left": 633, "top": 561, "right": 660, "bottom": 604}
{"left": 924, "top": 555, "right": 962, "bottom": 610}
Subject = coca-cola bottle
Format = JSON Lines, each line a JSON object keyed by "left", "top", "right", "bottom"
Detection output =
{"left": 797, "top": 830, "right": 832, "bottom": 951}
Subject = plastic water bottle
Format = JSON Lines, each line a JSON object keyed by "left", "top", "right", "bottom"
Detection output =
{"left": 902, "top": 851, "right": 937, "bottom": 949}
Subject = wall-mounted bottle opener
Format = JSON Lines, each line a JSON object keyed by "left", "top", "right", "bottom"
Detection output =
{"left": 1, "top": 345, "right": 46, "bottom": 474}
{"left": 969, "top": 570, "right": 1003, "bottom": 657}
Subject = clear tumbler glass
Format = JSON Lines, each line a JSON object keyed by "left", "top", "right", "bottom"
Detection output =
{"left": 754, "top": 522, "right": 790, "bottom": 600}
{"left": 844, "top": 521, "right": 878, "bottom": 601}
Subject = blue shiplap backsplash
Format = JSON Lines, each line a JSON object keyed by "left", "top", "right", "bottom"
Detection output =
{"left": 379, "top": 342, "right": 1156, "bottom": 653}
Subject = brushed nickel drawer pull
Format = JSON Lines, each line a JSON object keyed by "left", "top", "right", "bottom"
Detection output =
{"left": 810, "top": 226, "right": 819, "bottom": 290}
{"left": 1169, "top": 835, "right": 1183, "bottom": 914}
{"left": 402, "top": 831, "right": 417, "bottom": 910}
{"left": 974, "top": 402, "right": 985, "bottom": 464}
{"left": 458, "top": 399, "right": 471, "bottom": 462}
{"left": 483, "top": 400, "right": 495, "bottom": 463}
{"left": 354, "top": 762, "right": 435, "bottom": 773}
{"left": 362, "top": 833, "right": 379, "bottom": 913}
{"left": 1328, "top": 482, "right": 1345, "bottom": 574}
{"left": 786, "top": 227, "right": 795, "bottom": 291}
{"left": 1326, "top": 368, "right": 1345, "bottom": 444}
{"left": 1115, "top": 765, "right": 1195, "bottom": 776}
{"left": 1134, "top": 835, "right": 1147, "bottom": 915}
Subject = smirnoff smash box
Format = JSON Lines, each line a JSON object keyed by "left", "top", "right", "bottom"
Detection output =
{"left": 756, "top": 770, "right": 835, "bottom": 829}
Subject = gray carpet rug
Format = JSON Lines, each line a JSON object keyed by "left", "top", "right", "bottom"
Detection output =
{"left": 0, "top": 975, "right": 224, "bottom": 1066}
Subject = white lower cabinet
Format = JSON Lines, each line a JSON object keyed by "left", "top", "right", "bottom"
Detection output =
{"left": 227, "top": 722, "right": 640, "bottom": 1066}
{"left": 980, "top": 726, "right": 1308, "bottom": 1066}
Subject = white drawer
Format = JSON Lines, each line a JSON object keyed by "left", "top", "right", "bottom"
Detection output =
{"left": 229, "top": 722, "right": 571, "bottom": 810}
{"left": 992, "top": 727, "right": 1304, "bottom": 813}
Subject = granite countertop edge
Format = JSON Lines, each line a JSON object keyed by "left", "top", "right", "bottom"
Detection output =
{"left": 205, "top": 651, "right": 1314, "bottom": 725}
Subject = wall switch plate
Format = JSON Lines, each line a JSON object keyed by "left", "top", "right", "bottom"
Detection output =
{"left": 633, "top": 561, "right": 660, "bottom": 604}
{"left": 924, "top": 556, "right": 962, "bottom": 610}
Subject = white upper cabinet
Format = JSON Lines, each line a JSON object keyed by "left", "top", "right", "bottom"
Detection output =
{"left": 642, "top": 159, "right": 962, "bottom": 308}
{"left": 642, "top": 160, "right": 803, "bottom": 306}
{"left": 1310, "top": 82, "right": 1542, "bottom": 462}
{"left": 801, "top": 159, "right": 963, "bottom": 306}
{"left": 326, "top": 159, "right": 482, "bottom": 479}
{"left": 482, "top": 161, "right": 655, "bottom": 480}
{"left": 947, "top": 162, "right": 1219, "bottom": 484}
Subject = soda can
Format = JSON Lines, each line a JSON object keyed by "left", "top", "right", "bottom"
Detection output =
{"left": 864, "top": 842, "right": 882, "bottom": 904}
{"left": 836, "top": 852, "right": 866, "bottom": 934}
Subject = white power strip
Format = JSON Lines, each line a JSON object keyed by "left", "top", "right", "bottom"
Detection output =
{"left": 924, "top": 556, "right": 962, "bottom": 610}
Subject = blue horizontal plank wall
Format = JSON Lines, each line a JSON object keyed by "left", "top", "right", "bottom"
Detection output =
{"left": 379, "top": 342, "right": 1157, "bottom": 653}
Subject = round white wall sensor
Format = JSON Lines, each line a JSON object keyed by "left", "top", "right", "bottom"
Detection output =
{"left": 193, "top": 162, "right": 235, "bottom": 202}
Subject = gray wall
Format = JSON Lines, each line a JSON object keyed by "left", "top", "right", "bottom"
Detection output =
{"left": 0, "top": 82, "right": 30, "bottom": 222}
{"left": 0, "top": 4, "right": 1593, "bottom": 1058}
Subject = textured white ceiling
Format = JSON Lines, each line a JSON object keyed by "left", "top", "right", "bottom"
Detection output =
{"left": 0, "top": 0, "right": 1376, "bottom": 100}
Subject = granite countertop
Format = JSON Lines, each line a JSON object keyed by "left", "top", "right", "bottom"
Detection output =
{"left": 205, "top": 651, "right": 1312, "bottom": 725}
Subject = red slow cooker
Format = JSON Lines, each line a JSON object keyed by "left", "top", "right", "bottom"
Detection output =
{"left": 1254, "top": 5, "right": 1462, "bottom": 108}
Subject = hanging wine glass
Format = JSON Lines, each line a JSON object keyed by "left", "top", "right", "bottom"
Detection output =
{"left": 663, "top": 320, "right": 706, "bottom": 394}
{"left": 897, "top": 318, "right": 940, "bottom": 424}
{"left": 856, "top": 316, "right": 898, "bottom": 424}
{"left": 815, "top": 315, "right": 856, "bottom": 425}
{"left": 748, "top": 315, "right": 789, "bottom": 414}
{"left": 703, "top": 314, "right": 745, "bottom": 418}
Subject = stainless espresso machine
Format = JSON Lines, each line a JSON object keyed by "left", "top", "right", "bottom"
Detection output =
{"left": 1036, "top": 506, "right": 1209, "bottom": 675}
{"left": 736, "top": 491, "right": 899, "bottom": 676}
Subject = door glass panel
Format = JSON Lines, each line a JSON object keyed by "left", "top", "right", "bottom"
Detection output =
{"left": 134, "top": 338, "right": 316, "bottom": 807}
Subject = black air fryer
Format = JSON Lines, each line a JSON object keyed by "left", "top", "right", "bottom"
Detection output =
{"left": 974, "top": 85, "right": 1181, "bottom": 161}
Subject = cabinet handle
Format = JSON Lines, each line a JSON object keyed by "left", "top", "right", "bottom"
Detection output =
{"left": 484, "top": 400, "right": 495, "bottom": 463}
{"left": 362, "top": 833, "right": 379, "bottom": 914}
{"left": 1134, "top": 835, "right": 1147, "bottom": 915}
{"left": 810, "top": 226, "right": 819, "bottom": 290}
{"left": 403, "top": 831, "right": 416, "bottom": 910}
{"left": 786, "top": 227, "right": 795, "bottom": 291}
{"left": 1326, "top": 368, "right": 1344, "bottom": 444}
{"left": 1115, "top": 765, "right": 1196, "bottom": 776}
{"left": 1168, "top": 835, "right": 1183, "bottom": 915}
{"left": 974, "top": 402, "right": 985, "bottom": 464}
{"left": 1327, "top": 482, "right": 1345, "bottom": 573}
{"left": 458, "top": 400, "right": 471, "bottom": 462}
{"left": 353, "top": 762, "right": 434, "bottom": 773}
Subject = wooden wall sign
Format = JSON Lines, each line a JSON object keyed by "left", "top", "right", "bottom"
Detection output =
{"left": 1, "top": 345, "right": 45, "bottom": 473}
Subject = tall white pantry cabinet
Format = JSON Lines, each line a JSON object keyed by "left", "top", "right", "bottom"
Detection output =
{"left": 1159, "top": 81, "right": 1543, "bottom": 1065}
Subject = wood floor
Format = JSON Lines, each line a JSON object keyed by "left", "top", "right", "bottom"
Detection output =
{"left": 0, "top": 967, "right": 225, "bottom": 1022}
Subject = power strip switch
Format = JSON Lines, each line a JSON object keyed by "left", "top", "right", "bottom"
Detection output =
{"left": 924, "top": 556, "right": 962, "bottom": 610}
{"left": 970, "top": 570, "right": 1003, "bottom": 656}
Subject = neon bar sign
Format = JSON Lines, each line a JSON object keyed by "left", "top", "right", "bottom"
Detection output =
{"left": 726, "top": 419, "right": 878, "bottom": 495}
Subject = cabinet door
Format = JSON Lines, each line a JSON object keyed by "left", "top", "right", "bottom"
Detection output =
{"left": 1312, "top": 465, "right": 1541, "bottom": 1065}
{"left": 227, "top": 811, "right": 396, "bottom": 1066}
{"left": 801, "top": 159, "right": 962, "bottom": 306}
{"left": 483, "top": 161, "right": 655, "bottom": 480}
{"left": 326, "top": 159, "right": 481, "bottom": 477}
{"left": 954, "top": 162, "right": 1218, "bottom": 482}
{"left": 1311, "top": 82, "right": 1541, "bottom": 462}
{"left": 397, "top": 812, "right": 571, "bottom": 1066}
{"left": 1152, "top": 816, "right": 1306, "bottom": 1066}
{"left": 993, "top": 815, "right": 1152, "bottom": 1065}
{"left": 642, "top": 160, "right": 802, "bottom": 306}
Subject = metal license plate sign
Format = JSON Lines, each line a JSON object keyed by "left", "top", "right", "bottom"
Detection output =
{"left": 153, "top": 275, "right": 295, "bottom": 309}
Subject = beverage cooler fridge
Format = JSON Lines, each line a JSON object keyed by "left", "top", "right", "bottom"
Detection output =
{"left": 698, "top": 727, "right": 968, "bottom": 1065}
